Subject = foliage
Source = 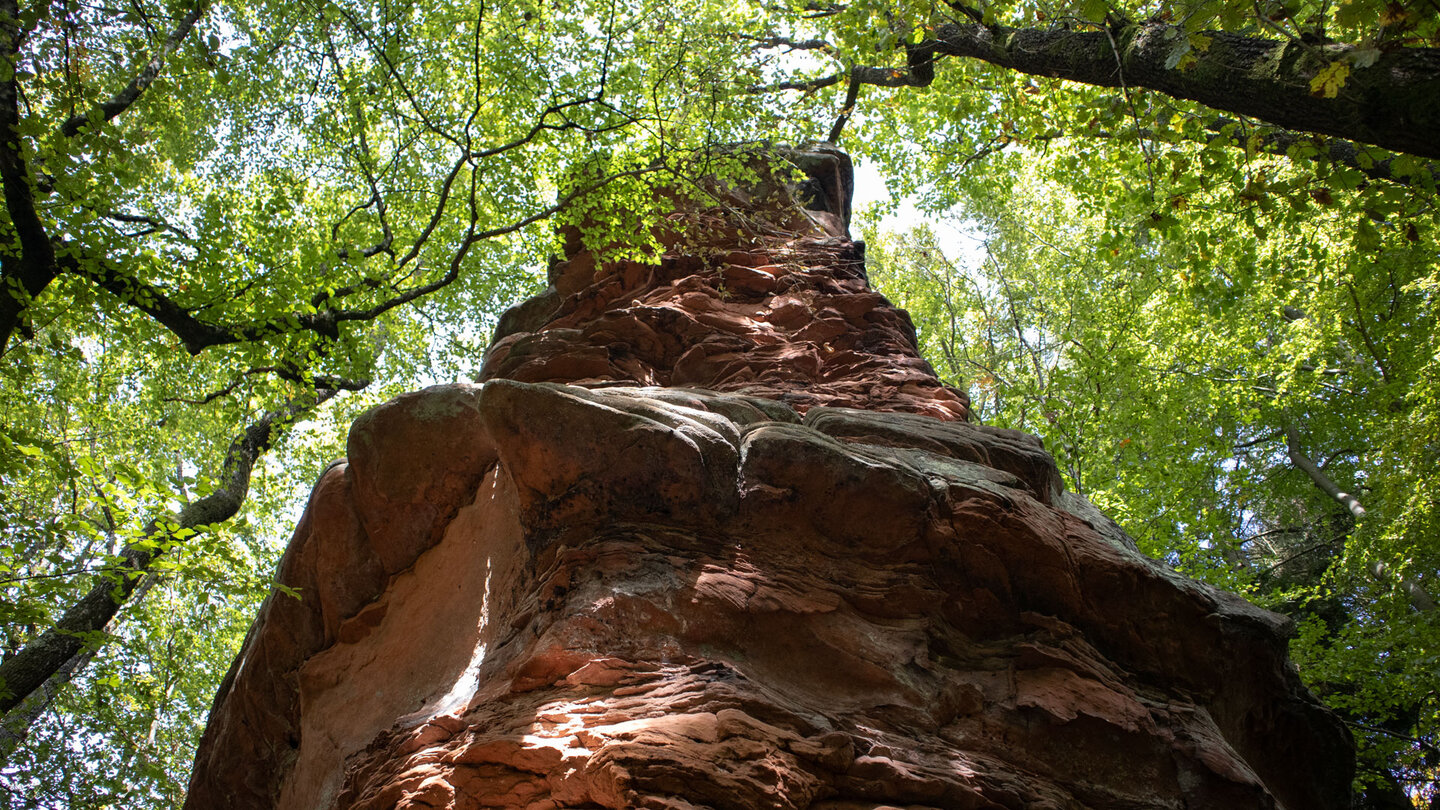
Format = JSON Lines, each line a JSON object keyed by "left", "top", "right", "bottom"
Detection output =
{"left": 1, "top": 0, "right": 1437, "bottom": 805}
{"left": 836, "top": 3, "right": 1440, "bottom": 802}
{"left": 858, "top": 97, "right": 1440, "bottom": 806}
{"left": 0, "top": 0, "right": 822, "bottom": 802}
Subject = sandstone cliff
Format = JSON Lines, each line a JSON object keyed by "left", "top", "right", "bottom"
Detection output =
{"left": 186, "top": 146, "right": 1353, "bottom": 810}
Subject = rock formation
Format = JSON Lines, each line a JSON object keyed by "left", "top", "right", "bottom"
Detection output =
{"left": 185, "top": 145, "right": 1354, "bottom": 810}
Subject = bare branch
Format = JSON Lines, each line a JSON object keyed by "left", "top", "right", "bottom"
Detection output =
{"left": 828, "top": 43, "right": 937, "bottom": 143}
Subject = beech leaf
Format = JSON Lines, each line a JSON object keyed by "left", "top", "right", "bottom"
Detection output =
{"left": 1309, "top": 61, "right": 1350, "bottom": 98}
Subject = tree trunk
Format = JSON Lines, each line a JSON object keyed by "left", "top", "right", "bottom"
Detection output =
{"left": 0, "top": 577, "right": 157, "bottom": 766}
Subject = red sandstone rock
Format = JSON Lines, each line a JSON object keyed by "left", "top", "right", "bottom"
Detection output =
{"left": 185, "top": 146, "right": 1352, "bottom": 810}
{"left": 476, "top": 148, "right": 968, "bottom": 423}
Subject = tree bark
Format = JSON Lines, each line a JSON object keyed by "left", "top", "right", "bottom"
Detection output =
{"left": 931, "top": 21, "right": 1440, "bottom": 159}
{"left": 0, "top": 389, "right": 338, "bottom": 718}
{"left": 1198, "top": 118, "right": 1436, "bottom": 186}
{"left": 0, "top": 0, "right": 58, "bottom": 354}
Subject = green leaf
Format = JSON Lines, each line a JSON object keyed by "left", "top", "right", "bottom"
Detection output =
{"left": 1081, "top": 0, "right": 1110, "bottom": 23}
{"left": 1164, "top": 37, "right": 1192, "bottom": 70}
{"left": 1354, "top": 216, "right": 1382, "bottom": 251}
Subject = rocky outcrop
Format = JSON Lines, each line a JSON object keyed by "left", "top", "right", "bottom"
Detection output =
{"left": 185, "top": 146, "right": 1353, "bottom": 810}
{"left": 477, "top": 145, "right": 969, "bottom": 422}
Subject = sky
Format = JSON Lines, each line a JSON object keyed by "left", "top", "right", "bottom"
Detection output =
{"left": 852, "top": 158, "right": 987, "bottom": 269}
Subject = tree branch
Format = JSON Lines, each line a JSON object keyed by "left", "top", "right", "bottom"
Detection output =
{"left": 0, "top": 0, "right": 58, "bottom": 354}
{"left": 0, "top": 388, "right": 341, "bottom": 718}
{"left": 931, "top": 20, "right": 1440, "bottom": 159}
{"left": 58, "top": 250, "right": 256, "bottom": 354}
{"left": 66, "top": 148, "right": 660, "bottom": 354}
{"left": 1284, "top": 425, "right": 1436, "bottom": 612}
{"left": 749, "top": 73, "right": 846, "bottom": 94}
{"left": 733, "top": 32, "right": 833, "bottom": 53}
{"left": 1199, "top": 118, "right": 1437, "bottom": 186}
{"left": 164, "top": 366, "right": 369, "bottom": 405}
{"left": 0, "top": 577, "right": 158, "bottom": 767}
{"left": 828, "top": 42, "right": 937, "bottom": 143}
{"left": 1234, "top": 430, "right": 1283, "bottom": 450}
{"left": 59, "top": 0, "right": 208, "bottom": 137}
{"left": 334, "top": 162, "right": 662, "bottom": 325}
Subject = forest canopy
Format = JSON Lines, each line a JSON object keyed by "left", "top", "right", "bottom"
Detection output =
{"left": 0, "top": 0, "right": 1437, "bottom": 805}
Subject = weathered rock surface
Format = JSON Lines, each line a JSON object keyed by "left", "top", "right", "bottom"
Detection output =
{"left": 186, "top": 147, "right": 1352, "bottom": 810}
{"left": 477, "top": 145, "right": 969, "bottom": 422}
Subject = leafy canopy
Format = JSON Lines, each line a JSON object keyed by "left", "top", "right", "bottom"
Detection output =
{"left": 2, "top": 0, "right": 1438, "bottom": 804}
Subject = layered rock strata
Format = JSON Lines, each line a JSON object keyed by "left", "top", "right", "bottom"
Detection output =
{"left": 186, "top": 147, "right": 1352, "bottom": 810}
{"left": 477, "top": 147, "right": 969, "bottom": 421}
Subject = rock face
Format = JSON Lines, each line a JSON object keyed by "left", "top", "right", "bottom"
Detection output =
{"left": 477, "top": 145, "right": 968, "bottom": 422}
{"left": 185, "top": 146, "right": 1353, "bottom": 810}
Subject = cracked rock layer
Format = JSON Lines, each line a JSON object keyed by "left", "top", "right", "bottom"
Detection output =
{"left": 186, "top": 381, "right": 1351, "bottom": 810}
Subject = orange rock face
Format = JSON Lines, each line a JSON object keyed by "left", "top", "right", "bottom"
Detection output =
{"left": 185, "top": 147, "right": 1352, "bottom": 810}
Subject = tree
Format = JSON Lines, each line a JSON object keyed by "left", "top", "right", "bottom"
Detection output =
{"left": 855, "top": 78, "right": 1439, "bottom": 804}
{"left": 791, "top": 2, "right": 1439, "bottom": 801}
{"left": 2, "top": 0, "right": 1438, "bottom": 804}
{"left": 0, "top": 0, "right": 832, "bottom": 802}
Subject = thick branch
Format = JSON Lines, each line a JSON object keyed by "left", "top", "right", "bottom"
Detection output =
{"left": 59, "top": 0, "right": 208, "bottom": 137}
{"left": 0, "top": 0, "right": 58, "bottom": 354}
{"left": 749, "top": 73, "right": 845, "bottom": 94}
{"left": 0, "top": 577, "right": 157, "bottom": 766}
{"left": 1200, "top": 118, "right": 1438, "bottom": 186}
{"left": 0, "top": 389, "right": 339, "bottom": 717}
{"left": 59, "top": 251, "right": 254, "bottom": 353}
{"left": 828, "top": 43, "right": 937, "bottom": 143}
{"left": 932, "top": 21, "right": 1440, "bottom": 159}
{"left": 1284, "top": 426, "right": 1436, "bottom": 612}
{"left": 1079, "top": 117, "right": 1440, "bottom": 186}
